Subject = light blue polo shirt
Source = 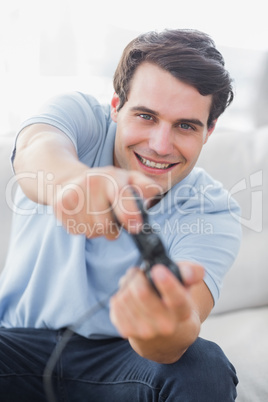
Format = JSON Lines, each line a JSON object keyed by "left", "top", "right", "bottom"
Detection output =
{"left": 0, "top": 92, "right": 241, "bottom": 338}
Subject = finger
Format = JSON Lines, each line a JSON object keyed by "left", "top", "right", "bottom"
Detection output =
{"left": 103, "top": 168, "right": 160, "bottom": 234}
{"left": 150, "top": 264, "right": 193, "bottom": 319}
{"left": 110, "top": 276, "right": 158, "bottom": 339}
{"left": 151, "top": 261, "right": 204, "bottom": 288}
{"left": 53, "top": 185, "right": 83, "bottom": 227}
{"left": 128, "top": 171, "right": 163, "bottom": 199}
{"left": 178, "top": 261, "right": 205, "bottom": 286}
{"left": 112, "top": 185, "right": 143, "bottom": 234}
{"left": 111, "top": 169, "right": 162, "bottom": 228}
{"left": 117, "top": 268, "right": 165, "bottom": 323}
{"left": 110, "top": 297, "right": 137, "bottom": 339}
{"left": 121, "top": 269, "right": 174, "bottom": 335}
{"left": 118, "top": 267, "right": 139, "bottom": 289}
{"left": 123, "top": 268, "right": 182, "bottom": 337}
{"left": 150, "top": 261, "right": 204, "bottom": 300}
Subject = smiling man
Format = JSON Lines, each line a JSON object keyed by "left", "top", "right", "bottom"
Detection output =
{"left": 0, "top": 29, "right": 241, "bottom": 401}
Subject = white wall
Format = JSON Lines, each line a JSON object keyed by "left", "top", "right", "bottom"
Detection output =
{"left": 0, "top": 0, "right": 267, "bottom": 133}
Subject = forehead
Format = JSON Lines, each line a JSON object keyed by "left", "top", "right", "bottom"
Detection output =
{"left": 127, "top": 62, "right": 212, "bottom": 122}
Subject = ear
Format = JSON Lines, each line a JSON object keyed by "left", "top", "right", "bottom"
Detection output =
{"left": 111, "top": 93, "right": 120, "bottom": 123}
{"left": 204, "top": 119, "right": 217, "bottom": 144}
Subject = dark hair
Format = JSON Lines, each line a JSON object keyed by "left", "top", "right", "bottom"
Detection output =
{"left": 113, "top": 29, "right": 234, "bottom": 128}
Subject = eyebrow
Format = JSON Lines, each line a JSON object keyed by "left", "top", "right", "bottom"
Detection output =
{"left": 130, "top": 106, "right": 205, "bottom": 128}
{"left": 130, "top": 106, "right": 159, "bottom": 116}
{"left": 178, "top": 118, "right": 204, "bottom": 128}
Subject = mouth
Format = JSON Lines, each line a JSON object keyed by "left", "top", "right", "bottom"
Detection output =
{"left": 135, "top": 153, "right": 177, "bottom": 170}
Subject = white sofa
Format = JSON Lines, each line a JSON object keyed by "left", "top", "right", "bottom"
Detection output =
{"left": 1, "top": 46, "right": 268, "bottom": 401}
{"left": 198, "top": 126, "right": 268, "bottom": 401}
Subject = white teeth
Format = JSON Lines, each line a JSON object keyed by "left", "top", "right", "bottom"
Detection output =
{"left": 139, "top": 155, "right": 171, "bottom": 169}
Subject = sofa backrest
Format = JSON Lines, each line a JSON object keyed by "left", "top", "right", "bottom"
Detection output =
{"left": 197, "top": 125, "right": 268, "bottom": 314}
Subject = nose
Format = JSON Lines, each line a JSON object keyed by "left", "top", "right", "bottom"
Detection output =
{"left": 148, "top": 124, "right": 174, "bottom": 156}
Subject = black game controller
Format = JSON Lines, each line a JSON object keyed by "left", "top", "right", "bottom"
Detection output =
{"left": 131, "top": 191, "right": 184, "bottom": 296}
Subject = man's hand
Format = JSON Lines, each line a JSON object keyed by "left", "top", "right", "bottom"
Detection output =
{"left": 110, "top": 262, "right": 208, "bottom": 363}
{"left": 53, "top": 165, "right": 160, "bottom": 239}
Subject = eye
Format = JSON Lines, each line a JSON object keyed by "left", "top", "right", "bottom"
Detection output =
{"left": 139, "top": 114, "right": 153, "bottom": 121}
{"left": 180, "top": 122, "right": 193, "bottom": 130}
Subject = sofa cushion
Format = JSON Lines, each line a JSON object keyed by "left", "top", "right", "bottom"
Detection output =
{"left": 197, "top": 125, "right": 268, "bottom": 313}
{"left": 200, "top": 306, "right": 268, "bottom": 402}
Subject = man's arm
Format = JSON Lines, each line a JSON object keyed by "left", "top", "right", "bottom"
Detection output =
{"left": 14, "top": 124, "right": 86, "bottom": 205}
{"left": 14, "top": 124, "right": 159, "bottom": 239}
{"left": 110, "top": 262, "right": 214, "bottom": 363}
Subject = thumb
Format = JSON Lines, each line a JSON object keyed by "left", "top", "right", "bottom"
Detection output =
{"left": 178, "top": 261, "right": 205, "bottom": 287}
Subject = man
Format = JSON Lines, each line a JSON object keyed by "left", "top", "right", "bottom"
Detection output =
{"left": 0, "top": 29, "right": 241, "bottom": 401}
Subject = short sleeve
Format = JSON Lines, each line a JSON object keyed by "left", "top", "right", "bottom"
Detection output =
{"left": 12, "top": 92, "right": 110, "bottom": 163}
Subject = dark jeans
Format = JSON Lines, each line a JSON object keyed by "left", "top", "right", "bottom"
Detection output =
{"left": 0, "top": 328, "right": 238, "bottom": 401}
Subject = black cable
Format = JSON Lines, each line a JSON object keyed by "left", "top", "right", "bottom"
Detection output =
{"left": 42, "top": 254, "right": 143, "bottom": 402}
{"left": 43, "top": 288, "right": 118, "bottom": 402}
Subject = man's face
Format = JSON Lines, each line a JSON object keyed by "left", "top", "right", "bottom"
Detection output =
{"left": 111, "top": 62, "right": 216, "bottom": 194}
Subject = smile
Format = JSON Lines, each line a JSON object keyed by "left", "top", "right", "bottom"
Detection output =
{"left": 135, "top": 153, "right": 175, "bottom": 170}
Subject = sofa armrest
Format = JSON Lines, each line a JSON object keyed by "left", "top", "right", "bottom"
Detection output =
{"left": 0, "top": 135, "right": 15, "bottom": 272}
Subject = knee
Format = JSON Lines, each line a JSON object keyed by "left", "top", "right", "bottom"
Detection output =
{"left": 154, "top": 337, "right": 238, "bottom": 402}
{"left": 193, "top": 338, "right": 238, "bottom": 394}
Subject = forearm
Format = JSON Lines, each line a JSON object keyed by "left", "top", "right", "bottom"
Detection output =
{"left": 13, "top": 124, "right": 87, "bottom": 205}
{"left": 128, "top": 309, "right": 200, "bottom": 364}
{"left": 13, "top": 124, "right": 155, "bottom": 239}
